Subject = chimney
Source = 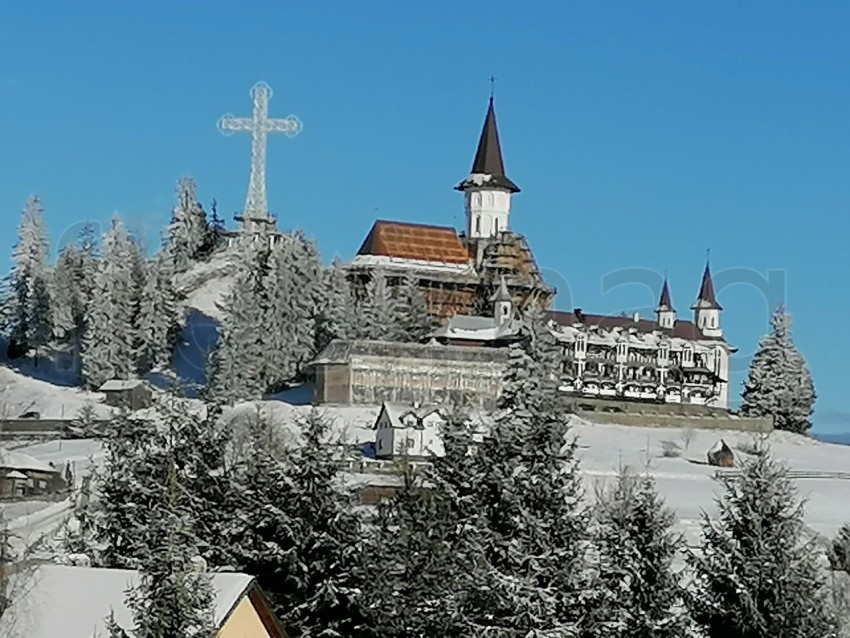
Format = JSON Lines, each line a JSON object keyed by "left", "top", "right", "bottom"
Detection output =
{"left": 633, "top": 312, "right": 640, "bottom": 323}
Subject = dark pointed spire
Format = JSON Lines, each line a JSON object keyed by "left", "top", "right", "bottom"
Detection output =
{"left": 694, "top": 260, "right": 722, "bottom": 310}
{"left": 456, "top": 98, "right": 520, "bottom": 193}
{"left": 657, "top": 277, "right": 673, "bottom": 310}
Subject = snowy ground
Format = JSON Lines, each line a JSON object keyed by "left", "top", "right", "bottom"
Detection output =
{"left": 0, "top": 365, "right": 110, "bottom": 420}
{"left": 175, "top": 248, "right": 234, "bottom": 323}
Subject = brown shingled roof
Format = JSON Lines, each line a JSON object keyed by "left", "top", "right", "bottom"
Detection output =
{"left": 548, "top": 310, "right": 726, "bottom": 342}
{"left": 357, "top": 220, "right": 471, "bottom": 265}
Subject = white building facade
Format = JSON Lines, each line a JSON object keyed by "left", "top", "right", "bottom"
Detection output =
{"left": 550, "top": 266, "right": 736, "bottom": 410}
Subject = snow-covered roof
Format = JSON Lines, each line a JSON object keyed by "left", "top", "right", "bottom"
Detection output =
{"left": 0, "top": 564, "right": 254, "bottom": 638}
{"left": 311, "top": 339, "right": 510, "bottom": 366}
{"left": 0, "top": 449, "right": 57, "bottom": 474}
{"left": 431, "top": 315, "right": 522, "bottom": 342}
{"left": 99, "top": 379, "right": 146, "bottom": 392}
{"left": 378, "top": 402, "right": 446, "bottom": 430}
{"left": 4, "top": 470, "right": 28, "bottom": 480}
{"left": 349, "top": 253, "right": 474, "bottom": 275}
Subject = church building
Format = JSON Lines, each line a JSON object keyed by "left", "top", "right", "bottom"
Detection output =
{"left": 321, "top": 96, "right": 737, "bottom": 411}
{"left": 347, "top": 97, "right": 555, "bottom": 321}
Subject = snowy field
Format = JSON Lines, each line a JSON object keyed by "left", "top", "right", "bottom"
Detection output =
{"left": 0, "top": 365, "right": 110, "bottom": 420}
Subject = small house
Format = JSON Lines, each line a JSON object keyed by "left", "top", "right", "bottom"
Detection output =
{"left": 99, "top": 379, "right": 153, "bottom": 410}
{"left": 0, "top": 449, "right": 62, "bottom": 497}
{"left": 0, "top": 564, "right": 288, "bottom": 637}
{"left": 373, "top": 402, "right": 446, "bottom": 459}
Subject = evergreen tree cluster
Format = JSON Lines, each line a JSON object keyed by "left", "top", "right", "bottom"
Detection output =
{"left": 0, "top": 182, "right": 222, "bottom": 387}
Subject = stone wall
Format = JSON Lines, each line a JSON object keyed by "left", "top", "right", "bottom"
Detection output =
{"left": 575, "top": 410, "right": 772, "bottom": 432}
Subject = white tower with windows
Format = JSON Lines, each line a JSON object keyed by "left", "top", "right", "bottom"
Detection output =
{"left": 456, "top": 97, "right": 520, "bottom": 240}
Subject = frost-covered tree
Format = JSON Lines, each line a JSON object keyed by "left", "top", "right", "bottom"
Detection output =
{"left": 523, "top": 303, "right": 563, "bottom": 395}
{"left": 831, "top": 524, "right": 850, "bottom": 575}
{"left": 315, "top": 257, "right": 356, "bottom": 352}
{"left": 431, "top": 341, "right": 591, "bottom": 635}
{"left": 363, "top": 463, "right": 480, "bottom": 636}
{"left": 741, "top": 305, "right": 817, "bottom": 434}
{"left": 106, "top": 466, "right": 217, "bottom": 638}
{"left": 206, "top": 230, "right": 271, "bottom": 402}
{"left": 81, "top": 217, "right": 138, "bottom": 388}
{"left": 359, "top": 270, "right": 403, "bottom": 341}
{"left": 687, "top": 447, "right": 837, "bottom": 637}
{"left": 51, "top": 246, "right": 84, "bottom": 343}
{"left": 166, "top": 177, "right": 210, "bottom": 272}
{"left": 137, "top": 252, "right": 180, "bottom": 374}
{"left": 6, "top": 196, "right": 52, "bottom": 359}
{"left": 586, "top": 468, "right": 693, "bottom": 638}
{"left": 262, "top": 232, "right": 323, "bottom": 391}
{"left": 395, "top": 273, "right": 433, "bottom": 342}
{"left": 232, "top": 409, "right": 368, "bottom": 636}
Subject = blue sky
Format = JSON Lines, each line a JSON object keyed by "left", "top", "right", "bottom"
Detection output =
{"left": 1, "top": 2, "right": 848, "bottom": 433}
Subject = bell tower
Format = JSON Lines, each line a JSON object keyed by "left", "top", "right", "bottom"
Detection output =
{"left": 456, "top": 97, "right": 520, "bottom": 240}
{"left": 692, "top": 260, "right": 723, "bottom": 338}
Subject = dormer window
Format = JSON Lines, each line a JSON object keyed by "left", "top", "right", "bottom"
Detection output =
{"left": 683, "top": 347, "right": 693, "bottom": 364}
{"left": 575, "top": 334, "right": 586, "bottom": 354}
{"left": 659, "top": 343, "right": 669, "bottom": 361}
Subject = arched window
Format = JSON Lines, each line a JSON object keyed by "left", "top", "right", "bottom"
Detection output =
{"left": 475, "top": 216, "right": 481, "bottom": 234}
{"left": 493, "top": 218, "right": 500, "bottom": 234}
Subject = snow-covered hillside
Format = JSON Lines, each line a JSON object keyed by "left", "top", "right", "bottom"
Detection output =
{"left": 0, "top": 366, "right": 110, "bottom": 420}
{"left": 174, "top": 248, "right": 235, "bottom": 323}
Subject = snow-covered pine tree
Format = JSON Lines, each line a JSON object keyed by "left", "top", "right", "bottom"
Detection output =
{"left": 360, "top": 270, "right": 403, "bottom": 341}
{"left": 687, "top": 447, "right": 837, "bottom": 637}
{"left": 586, "top": 467, "right": 694, "bottom": 638}
{"left": 92, "top": 410, "right": 160, "bottom": 568}
{"left": 262, "top": 232, "right": 324, "bottom": 391}
{"left": 362, "top": 462, "right": 480, "bottom": 637}
{"left": 166, "top": 177, "right": 210, "bottom": 272}
{"left": 51, "top": 245, "right": 84, "bottom": 343}
{"left": 522, "top": 303, "right": 563, "bottom": 397}
{"left": 81, "top": 217, "right": 138, "bottom": 388}
{"left": 741, "top": 305, "right": 817, "bottom": 434}
{"left": 106, "top": 465, "right": 217, "bottom": 638}
{"left": 395, "top": 273, "right": 433, "bottom": 343}
{"left": 831, "top": 524, "right": 850, "bottom": 575}
{"left": 206, "top": 229, "right": 271, "bottom": 402}
{"left": 6, "top": 196, "right": 52, "bottom": 360}
{"left": 315, "top": 257, "right": 356, "bottom": 352}
{"left": 436, "top": 340, "right": 591, "bottom": 635}
{"left": 136, "top": 251, "right": 180, "bottom": 374}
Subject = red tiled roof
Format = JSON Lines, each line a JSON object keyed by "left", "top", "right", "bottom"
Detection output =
{"left": 357, "top": 220, "right": 471, "bottom": 265}
{"left": 548, "top": 310, "right": 725, "bottom": 342}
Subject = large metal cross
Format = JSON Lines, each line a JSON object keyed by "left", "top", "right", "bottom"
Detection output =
{"left": 218, "top": 81, "right": 302, "bottom": 223}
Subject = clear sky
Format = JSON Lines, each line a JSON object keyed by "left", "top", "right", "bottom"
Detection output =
{"left": 1, "top": 2, "right": 848, "bottom": 433}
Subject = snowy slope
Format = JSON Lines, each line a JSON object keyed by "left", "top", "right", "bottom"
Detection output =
{"left": 174, "top": 248, "right": 235, "bottom": 323}
{"left": 0, "top": 366, "right": 111, "bottom": 420}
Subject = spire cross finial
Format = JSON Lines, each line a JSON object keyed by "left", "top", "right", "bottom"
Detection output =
{"left": 488, "top": 75, "right": 497, "bottom": 98}
{"left": 706, "top": 247, "right": 711, "bottom": 264}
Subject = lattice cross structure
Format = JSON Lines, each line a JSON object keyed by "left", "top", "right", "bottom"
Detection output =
{"left": 218, "top": 82, "right": 302, "bottom": 226}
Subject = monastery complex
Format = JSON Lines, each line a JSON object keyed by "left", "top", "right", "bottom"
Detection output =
{"left": 318, "top": 96, "right": 737, "bottom": 411}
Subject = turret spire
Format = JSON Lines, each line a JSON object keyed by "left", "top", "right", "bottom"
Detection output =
{"left": 695, "top": 260, "right": 722, "bottom": 310}
{"left": 658, "top": 276, "right": 674, "bottom": 310}
{"left": 456, "top": 97, "right": 520, "bottom": 193}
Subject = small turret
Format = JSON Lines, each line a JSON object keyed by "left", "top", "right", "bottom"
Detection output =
{"left": 656, "top": 277, "right": 676, "bottom": 330}
{"left": 491, "top": 276, "right": 513, "bottom": 325}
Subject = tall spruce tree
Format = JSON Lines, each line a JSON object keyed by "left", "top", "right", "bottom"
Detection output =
{"left": 315, "top": 257, "right": 356, "bottom": 352}
{"left": 106, "top": 466, "right": 217, "bottom": 638}
{"left": 432, "top": 339, "right": 591, "bottom": 635}
{"left": 586, "top": 468, "right": 694, "bottom": 638}
{"left": 232, "top": 409, "right": 368, "bottom": 636}
{"left": 206, "top": 230, "right": 271, "bottom": 402}
{"left": 51, "top": 245, "right": 85, "bottom": 343}
{"left": 81, "top": 217, "right": 138, "bottom": 388}
{"left": 6, "top": 196, "right": 52, "bottom": 359}
{"left": 360, "top": 270, "right": 403, "bottom": 341}
{"left": 166, "top": 177, "right": 210, "bottom": 272}
{"left": 741, "top": 305, "right": 816, "bottom": 434}
{"left": 137, "top": 251, "right": 180, "bottom": 374}
{"left": 395, "top": 273, "right": 433, "bottom": 342}
{"left": 687, "top": 448, "right": 836, "bottom": 637}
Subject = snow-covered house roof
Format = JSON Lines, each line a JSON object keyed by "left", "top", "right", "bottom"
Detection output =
{"left": 4, "top": 470, "right": 28, "bottom": 480}
{"left": 0, "top": 449, "right": 57, "bottom": 474}
{"left": 98, "top": 379, "right": 147, "bottom": 392}
{"left": 0, "top": 564, "right": 257, "bottom": 638}
{"left": 377, "top": 402, "right": 446, "bottom": 430}
{"left": 311, "top": 339, "right": 511, "bottom": 366}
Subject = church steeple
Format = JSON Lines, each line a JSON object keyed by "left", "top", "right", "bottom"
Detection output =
{"left": 491, "top": 275, "right": 513, "bottom": 325}
{"left": 692, "top": 258, "right": 723, "bottom": 337}
{"left": 457, "top": 97, "right": 520, "bottom": 239}
{"left": 656, "top": 276, "right": 676, "bottom": 330}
